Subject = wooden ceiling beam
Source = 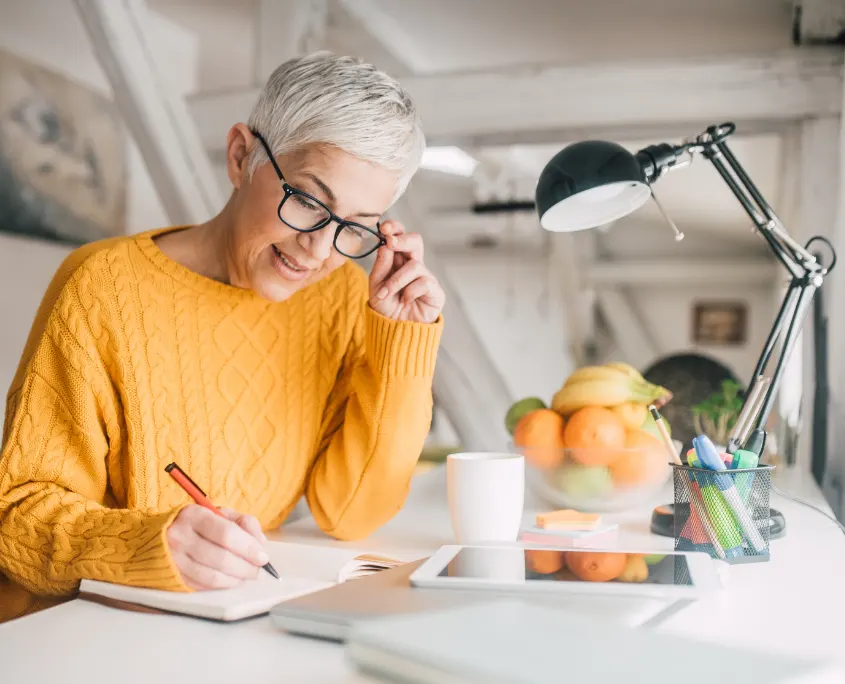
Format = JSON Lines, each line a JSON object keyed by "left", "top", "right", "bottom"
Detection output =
{"left": 189, "top": 49, "right": 844, "bottom": 151}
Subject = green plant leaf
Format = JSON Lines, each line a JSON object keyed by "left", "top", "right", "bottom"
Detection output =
{"left": 691, "top": 380, "right": 744, "bottom": 430}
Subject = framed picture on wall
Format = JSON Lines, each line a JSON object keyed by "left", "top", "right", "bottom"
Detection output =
{"left": 0, "top": 48, "right": 126, "bottom": 245}
{"left": 692, "top": 301, "right": 748, "bottom": 345}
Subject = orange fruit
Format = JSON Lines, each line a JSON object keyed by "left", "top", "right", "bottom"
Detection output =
{"left": 526, "top": 549, "right": 565, "bottom": 575}
{"left": 513, "top": 409, "right": 566, "bottom": 469}
{"left": 553, "top": 565, "right": 580, "bottom": 582}
{"left": 565, "top": 551, "right": 627, "bottom": 582}
{"left": 563, "top": 407, "right": 625, "bottom": 467}
{"left": 610, "top": 428, "right": 666, "bottom": 486}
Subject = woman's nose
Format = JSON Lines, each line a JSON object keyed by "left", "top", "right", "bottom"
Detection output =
{"left": 298, "top": 227, "right": 334, "bottom": 261}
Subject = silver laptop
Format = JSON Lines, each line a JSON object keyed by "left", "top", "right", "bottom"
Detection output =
{"left": 270, "top": 557, "right": 681, "bottom": 642}
{"left": 270, "top": 558, "right": 491, "bottom": 642}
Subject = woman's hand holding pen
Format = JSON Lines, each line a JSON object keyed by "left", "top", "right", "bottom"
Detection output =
{"left": 167, "top": 505, "right": 270, "bottom": 590}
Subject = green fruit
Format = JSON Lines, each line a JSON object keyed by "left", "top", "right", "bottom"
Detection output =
{"left": 505, "top": 397, "right": 547, "bottom": 435}
{"left": 643, "top": 554, "right": 666, "bottom": 566}
{"left": 552, "top": 464, "right": 613, "bottom": 498}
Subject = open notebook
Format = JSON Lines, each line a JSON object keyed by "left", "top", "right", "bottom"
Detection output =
{"left": 78, "top": 542, "right": 406, "bottom": 622}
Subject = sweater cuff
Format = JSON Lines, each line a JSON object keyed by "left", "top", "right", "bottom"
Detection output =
{"left": 365, "top": 306, "right": 443, "bottom": 379}
{"left": 119, "top": 504, "right": 192, "bottom": 593}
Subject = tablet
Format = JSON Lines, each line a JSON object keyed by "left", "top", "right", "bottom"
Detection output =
{"left": 409, "top": 545, "right": 722, "bottom": 600}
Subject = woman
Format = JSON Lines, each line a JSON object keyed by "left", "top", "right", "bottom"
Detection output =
{"left": 0, "top": 53, "right": 445, "bottom": 621}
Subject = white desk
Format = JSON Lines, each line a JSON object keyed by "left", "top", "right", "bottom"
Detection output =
{"left": 2, "top": 465, "right": 844, "bottom": 683}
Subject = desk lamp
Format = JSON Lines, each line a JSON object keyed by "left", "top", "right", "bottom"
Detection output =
{"left": 535, "top": 122, "right": 836, "bottom": 536}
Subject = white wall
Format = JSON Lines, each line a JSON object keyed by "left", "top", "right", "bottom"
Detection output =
{"left": 148, "top": 0, "right": 254, "bottom": 92}
{"left": 629, "top": 284, "right": 777, "bottom": 383}
{"left": 437, "top": 252, "right": 575, "bottom": 405}
{"left": 0, "top": 235, "right": 73, "bottom": 394}
{"left": 434, "top": 247, "right": 777, "bottom": 408}
{"left": 0, "top": 0, "right": 197, "bottom": 397}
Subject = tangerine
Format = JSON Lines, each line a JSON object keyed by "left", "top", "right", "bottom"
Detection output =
{"left": 565, "top": 551, "right": 627, "bottom": 582}
{"left": 610, "top": 428, "right": 666, "bottom": 486}
{"left": 564, "top": 406, "right": 625, "bottom": 467}
{"left": 526, "top": 549, "right": 565, "bottom": 575}
{"left": 513, "top": 409, "right": 566, "bottom": 469}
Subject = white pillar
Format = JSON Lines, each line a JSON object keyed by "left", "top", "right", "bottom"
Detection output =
{"left": 594, "top": 287, "right": 659, "bottom": 371}
{"left": 74, "top": 0, "right": 224, "bottom": 225}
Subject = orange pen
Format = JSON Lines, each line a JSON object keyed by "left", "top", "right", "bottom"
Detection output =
{"left": 164, "top": 462, "right": 280, "bottom": 580}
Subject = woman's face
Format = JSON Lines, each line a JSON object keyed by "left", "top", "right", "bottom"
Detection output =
{"left": 224, "top": 125, "right": 398, "bottom": 302}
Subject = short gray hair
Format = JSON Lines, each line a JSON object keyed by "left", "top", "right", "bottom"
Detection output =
{"left": 246, "top": 52, "right": 425, "bottom": 202}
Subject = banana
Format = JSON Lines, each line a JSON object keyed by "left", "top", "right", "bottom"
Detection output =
{"left": 552, "top": 378, "right": 665, "bottom": 416}
{"left": 563, "top": 365, "right": 633, "bottom": 387}
{"left": 604, "top": 362, "right": 646, "bottom": 383}
{"left": 563, "top": 366, "right": 657, "bottom": 400}
{"left": 556, "top": 362, "right": 673, "bottom": 416}
{"left": 552, "top": 380, "right": 630, "bottom": 415}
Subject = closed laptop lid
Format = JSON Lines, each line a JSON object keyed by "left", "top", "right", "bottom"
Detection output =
{"left": 270, "top": 556, "right": 678, "bottom": 642}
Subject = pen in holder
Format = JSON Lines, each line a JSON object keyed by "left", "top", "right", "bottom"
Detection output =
{"left": 672, "top": 463, "right": 774, "bottom": 564}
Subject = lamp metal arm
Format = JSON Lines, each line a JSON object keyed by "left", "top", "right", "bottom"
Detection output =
{"left": 639, "top": 122, "right": 836, "bottom": 458}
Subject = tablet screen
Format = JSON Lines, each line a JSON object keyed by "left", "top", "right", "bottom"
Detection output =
{"left": 437, "top": 547, "right": 694, "bottom": 586}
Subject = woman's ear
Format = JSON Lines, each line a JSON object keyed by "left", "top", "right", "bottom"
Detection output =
{"left": 225, "top": 123, "right": 253, "bottom": 189}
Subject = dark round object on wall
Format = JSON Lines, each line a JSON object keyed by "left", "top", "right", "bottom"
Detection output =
{"left": 643, "top": 353, "right": 743, "bottom": 455}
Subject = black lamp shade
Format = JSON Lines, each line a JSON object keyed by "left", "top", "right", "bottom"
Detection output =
{"left": 535, "top": 140, "right": 651, "bottom": 232}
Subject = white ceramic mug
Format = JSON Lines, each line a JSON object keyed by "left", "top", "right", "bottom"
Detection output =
{"left": 446, "top": 452, "right": 525, "bottom": 544}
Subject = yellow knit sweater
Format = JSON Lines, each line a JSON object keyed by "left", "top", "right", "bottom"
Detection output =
{"left": 0, "top": 227, "right": 442, "bottom": 621}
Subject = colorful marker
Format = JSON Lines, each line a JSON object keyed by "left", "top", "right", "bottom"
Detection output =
{"left": 693, "top": 436, "right": 766, "bottom": 554}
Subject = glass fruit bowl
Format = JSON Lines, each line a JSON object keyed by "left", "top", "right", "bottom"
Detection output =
{"left": 516, "top": 442, "right": 681, "bottom": 513}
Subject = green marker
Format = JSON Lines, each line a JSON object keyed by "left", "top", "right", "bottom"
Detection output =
{"left": 729, "top": 449, "right": 758, "bottom": 502}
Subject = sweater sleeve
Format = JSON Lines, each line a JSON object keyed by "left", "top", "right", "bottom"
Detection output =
{"left": 305, "top": 280, "right": 443, "bottom": 541}
{"left": 0, "top": 277, "right": 189, "bottom": 597}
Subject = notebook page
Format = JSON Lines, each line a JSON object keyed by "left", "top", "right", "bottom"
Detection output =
{"left": 79, "top": 572, "right": 332, "bottom": 621}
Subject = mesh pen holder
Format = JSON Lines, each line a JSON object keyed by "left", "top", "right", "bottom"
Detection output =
{"left": 672, "top": 463, "right": 775, "bottom": 564}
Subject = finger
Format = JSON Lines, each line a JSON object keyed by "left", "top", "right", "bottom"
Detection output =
{"left": 185, "top": 535, "right": 261, "bottom": 581}
{"left": 377, "top": 260, "right": 428, "bottom": 300}
{"left": 192, "top": 508, "right": 269, "bottom": 567}
{"left": 218, "top": 507, "right": 239, "bottom": 521}
{"left": 379, "top": 219, "right": 405, "bottom": 238}
{"left": 175, "top": 552, "right": 244, "bottom": 591}
{"left": 400, "top": 276, "right": 437, "bottom": 306}
{"left": 385, "top": 232, "right": 424, "bottom": 262}
{"left": 237, "top": 514, "right": 267, "bottom": 543}
{"left": 218, "top": 508, "right": 266, "bottom": 542}
{"left": 369, "top": 219, "right": 406, "bottom": 288}
{"left": 369, "top": 243, "right": 393, "bottom": 288}
{"left": 391, "top": 248, "right": 408, "bottom": 274}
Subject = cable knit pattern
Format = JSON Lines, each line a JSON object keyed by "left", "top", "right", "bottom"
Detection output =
{"left": 0, "top": 226, "right": 442, "bottom": 622}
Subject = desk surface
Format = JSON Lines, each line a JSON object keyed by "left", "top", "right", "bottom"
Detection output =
{"left": 2, "top": 465, "right": 844, "bottom": 683}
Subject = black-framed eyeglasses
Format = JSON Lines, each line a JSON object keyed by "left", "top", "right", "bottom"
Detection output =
{"left": 251, "top": 130, "right": 386, "bottom": 259}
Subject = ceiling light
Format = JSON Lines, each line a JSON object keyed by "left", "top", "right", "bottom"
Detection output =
{"left": 420, "top": 146, "right": 479, "bottom": 177}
